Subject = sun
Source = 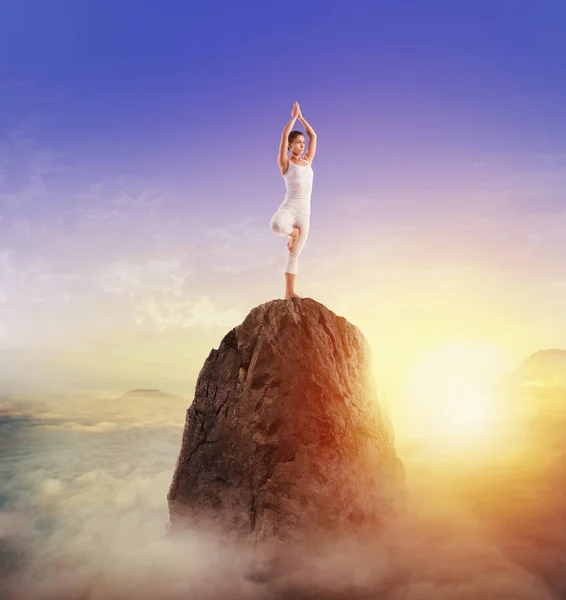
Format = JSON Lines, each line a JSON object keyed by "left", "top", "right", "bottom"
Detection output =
{"left": 431, "top": 376, "right": 496, "bottom": 437}
{"left": 397, "top": 341, "right": 512, "bottom": 451}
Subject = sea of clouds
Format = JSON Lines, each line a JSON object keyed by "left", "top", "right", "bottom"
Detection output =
{"left": 0, "top": 390, "right": 564, "bottom": 600}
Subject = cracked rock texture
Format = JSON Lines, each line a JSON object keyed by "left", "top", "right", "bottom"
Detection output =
{"left": 167, "top": 298, "right": 405, "bottom": 544}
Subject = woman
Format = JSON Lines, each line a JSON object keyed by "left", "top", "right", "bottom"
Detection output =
{"left": 270, "top": 101, "right": 317, "bottom": 299}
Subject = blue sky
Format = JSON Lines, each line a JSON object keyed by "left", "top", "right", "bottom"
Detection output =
{"left": 3, "top": 1, "right": 566, "bottom": 175}
{"left": 1, "top": 1, "right": 566, "bottom": 404}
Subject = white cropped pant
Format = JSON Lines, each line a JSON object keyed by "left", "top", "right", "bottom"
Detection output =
{"left": 269, "top": 207, "right": 310, "bottom": 275}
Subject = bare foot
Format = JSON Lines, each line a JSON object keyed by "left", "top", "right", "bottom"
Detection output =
{"left": 287, "top": 228, "right": 300, "bottom": 252}
{"left": 285, "top": 292, "right": 302, "bottom": 299}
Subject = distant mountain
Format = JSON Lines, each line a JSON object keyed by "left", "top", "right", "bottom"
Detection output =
{"left": 512, "top": 349, "right": 566, "bottom": 387}
{"left": 116, "top": 389, "right": 186, "bottom": 401}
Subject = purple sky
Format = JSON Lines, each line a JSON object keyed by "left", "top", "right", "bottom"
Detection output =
{"left": 1, "top": 1, "right": 566, "bottom": 402}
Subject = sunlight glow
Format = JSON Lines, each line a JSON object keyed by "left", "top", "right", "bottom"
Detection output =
{"left": 397, "top": 341, "right": 513, "bottom": 451}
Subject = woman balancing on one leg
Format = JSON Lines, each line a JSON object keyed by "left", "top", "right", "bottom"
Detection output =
{"left": 270, "top": 101, "right": 317, "bottom": 299}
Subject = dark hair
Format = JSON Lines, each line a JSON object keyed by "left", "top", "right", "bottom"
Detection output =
{"left": 288, "top": 130, "right": 305, "bottom": 148}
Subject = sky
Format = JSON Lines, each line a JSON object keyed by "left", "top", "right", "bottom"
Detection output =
{"left": 1, "top": 0, "right": 566, "bottom": 416}
{"left": 3, "top": 5, "right": 566, "bottom": 596}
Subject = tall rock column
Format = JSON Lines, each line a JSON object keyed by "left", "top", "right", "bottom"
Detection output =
{"left": 168, "top": 298, "right": 404, "bottom": 544}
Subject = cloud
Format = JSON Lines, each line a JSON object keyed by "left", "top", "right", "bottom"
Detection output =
{"left": 0, "top": 248, "right": 30, "bottom": 285}
{"left": 27, "top": 149, "right": 68, "bottom": 177}
{"left": 0, "top": 512, "right": 34, "bottom": 538}
{"left": 133, "top": 294, "right": 244, "bottom": 331}
{"left": 42, "top": 421, "right": 123, "bottom": 433}
{"left": 41, "top": 478, "right": 63, "bottom": 497}
{"left": 100, "top": 256, "right": 192, "bottom": 296}
{"left": 205, "top": 216, "right": 269, "bottom": 243}
{"left": 2, "top": 125, "right": 566, "bottom": 402}
{"left": 0, "top": 392, "right": 561, "bottom": 600}
{"left": 97, "top": 254, "right": 246, "bottom": 330}
{"left": 0, "top": 175, "right": 48, "bottom": 208}
{"left": 109, "top": 185, "right": 168, "bottom": 209}
{"left": 206, "top": 216, "right": 277, "bottom": 273}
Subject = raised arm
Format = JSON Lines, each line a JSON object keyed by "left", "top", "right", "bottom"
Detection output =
{"left": 299, "top": 109, "right": 317, "bottom": 163}
{"left": 277, "top": 102, "right": 300, "bottom": 172}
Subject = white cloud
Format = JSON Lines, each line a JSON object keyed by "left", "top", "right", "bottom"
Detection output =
{"left": 133, "top": 294, "right": 244, "bottom": 331}
{"left": 28, "top": 149, "right": 68, "bottom": 176}
{"left": 41, "top": 478, "right": 63, "bottom": 497}
{"left": 42, "top": 421, "right": 123, "bottom": 433}
{"left": 205, "top": 216, "right": 281, "bottom": 274}
{"left": 0, "top": 511, "right": 34, "bottom": 537}
{"left": 0, "top": 174, "right": 48, "bottom": 207}
{"left": 109, "top": 186, "right": 167, "bottom": 209}
{"left": 0, "top": 248, "right": 29, "bottom": 284}
{"left": 99, "top": 255, "right": 193, "bottom": 298}
{"left": 0, "top": 393, "right": 562, "bottom": 599}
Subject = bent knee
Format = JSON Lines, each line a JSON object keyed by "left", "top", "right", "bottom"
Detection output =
{"left": 270, "top": 215, "right": 292, "bottom": 236}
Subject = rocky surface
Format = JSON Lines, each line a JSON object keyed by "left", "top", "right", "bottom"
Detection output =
{"left": 167, "top": 298, "right": 405, "bottom": 545}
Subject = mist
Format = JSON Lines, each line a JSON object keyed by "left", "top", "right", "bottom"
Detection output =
{"left": 0, "top": 391, "right": 563, "bottom": 599}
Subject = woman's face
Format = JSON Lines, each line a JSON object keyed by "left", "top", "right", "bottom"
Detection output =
{"left": 289, "top": 136, "right": 305, "bottom": 155}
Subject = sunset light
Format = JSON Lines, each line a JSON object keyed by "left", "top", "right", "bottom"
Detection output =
{"left": 398, "top": 341, "right": 512, "bottom": 450}
{"left": 3, "top": 2, "right": 566, "bottom": 598}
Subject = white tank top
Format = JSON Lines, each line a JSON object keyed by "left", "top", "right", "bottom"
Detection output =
{"left": 280, "top": 159, "right": 314, "bottom": 214}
